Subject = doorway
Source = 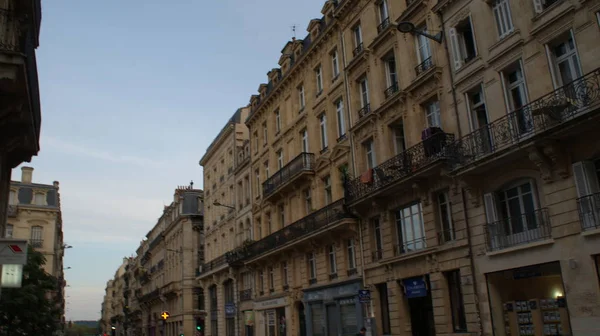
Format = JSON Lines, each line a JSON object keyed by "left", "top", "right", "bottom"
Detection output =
{"left": 404, "top": 276, "right": 435, "bottom": 336}
{"left": 297, "top": 302, "right": 307, "bottom": 336}
{"left": 326, "top": 304, "right": 339, "bottom": 336}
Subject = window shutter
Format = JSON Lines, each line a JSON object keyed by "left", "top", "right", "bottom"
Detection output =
{"left": 572, "top": 161, "right": 600, "bottom": 197}
{"left": 448, "top": 27, "right": 462, "bottom": 70}
{"left": 483, "top": 193, "right": 498, "bottom": 223}
{"left": 532, "top": 0, "right": 544, "bottom": 14}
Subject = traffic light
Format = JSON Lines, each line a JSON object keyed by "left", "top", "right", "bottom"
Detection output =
{"left": 196, "top": 318, "right": 204, "bottom": 335}
{"left": 161, "top": 311, "right": 170, "bottom": 320}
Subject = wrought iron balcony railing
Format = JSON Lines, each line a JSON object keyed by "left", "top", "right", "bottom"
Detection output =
{"left": 352, "top": 43, "right": 364, "bottom": 57}
{"left": 345, "top": 132, "right": 455, "bottom": 203}
{"left": 377, "top": 17, "right": 390, "bottom": 33}
{"left": 239, "top": 289, "right": 252, "bottom": 302}
{"left": 200, "top": 254, "right": 228, "bottom": 274}
{"left": 357, "top": 104, "right": 371, "bottom": 121}
{"left": 384, "top": 82, "right": 399, "bottom": 99}
{"left": 415, "top": 56, "right": 434, "bottom": 76}
{"left": 236, "top": 199, "right": 354, "bottom": 261}
{"left": 262, "top": 152, "right": 315, "bottom": 198}
{"left": 485, "top": 208, "right": 551, "bottom": 251}
{"left": 577, "top": 192, "right": 600, "bottom": 231}
{"left": 30, "top": 239, "right": 43, "bottom": 248}
{"left": 450, "top": 68, "right": 600, "bottom": 171}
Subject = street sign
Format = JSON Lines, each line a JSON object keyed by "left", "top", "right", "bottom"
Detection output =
{"left": 1, "top": 264, "right": 24, "bottom": 288}
{"left": 0, "top": 238, "right": 28, "bottom": 265}
{"left": 358, "top": 289, "right": 371, "bottom": 303}
{"left": 402, "top": 277, "right": 428, "bottom": 298}
{"left": 225, "top": 303, "right": 236, "bottom": 316}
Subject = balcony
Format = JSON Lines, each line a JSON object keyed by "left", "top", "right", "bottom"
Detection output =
{"left": 30, "top": 239, "right": 43, "bottom": 248}
{"left": 345, "top": 132, "right": 455, "bottom": 205}
{"left": 262, "top": 152, "right": 315, "bottom": 201}
{"left": 239, "top": 289, "right": 252, "bottom": 302}
{"left": 485, "top": 208, "right": 551, "bottom": 252}
{"left": 240, "top": 199, "right": 356, "bottom": 262}
{"left": 578, "top": 193, "right": 600, "bottom": 231}
{"left": 199, "top": 254, "right": 228, "bottom": 276}
{"left": 450, "top": 68, "right": 600, "bottom": 173}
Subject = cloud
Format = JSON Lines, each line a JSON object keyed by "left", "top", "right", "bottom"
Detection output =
{"left": 42, "top": 135, "right": 167, "bottom": 168}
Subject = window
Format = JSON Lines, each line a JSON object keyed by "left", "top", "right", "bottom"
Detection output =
{"left": 395, "top": 203, "right": 426, "bottom": 253}
{"left": 266, "top": 212, "right": 272, "bottom": 234}
{"left": 264, "top": 161, "right": 270, "bottom": 179}
{"left": 415, "top": 25, "right": 432, "bottom": 67}
{"left": 378, "top": 0, "right": 389, "bottom": 23}
{"left": 282, "top": 261, "right": 289, "bottom": 287}
{"left": 501, "top": 61, "right": 528, "bottom": 112}
{"left": 319, "top": 113, "right": 328, "bottom": 150}
{"left": 352, "top": 24, "right": 363, "bottom": 54}
{"left": 347, "top": 239, "right": 356, "bottom": 270}
{"left": 316, "top": 65, "right": 323, "bottom": 94}
{"left": 597, "top": 12, "right": 600, "bottom": 27}
{"left": 331, "top": 50, "right": 340, "bottom": 78}
{"left": 365, "top": 139, "right": 376, "bottom": 169}
{"left": 253, "top": 132, "right": 259, "bottom": 153}
{"left": 437, "top": 191, "right": 455, "bottom": 242}
{"left": 275, "top": 110, "right": 281, "bottom": 133}
{"left": 256, "top": 218, "right": 262, "bottom": 239}
{"left": 572, "top": 160, "right": 600, "bottom": 230}
{"left": 258, "top": 270, "right": 265, "bottom": 294}
{"left": 304, "top": 188, "right": 312, "bottom": 214}
{"left": 372, "top": 217, "right": 383, "bottom": 260}
{"left": 392, "top": 125, "right": 406, "bottom": 154}
{"left": 8, "top": 190, "right": 16, "bottom": 205}
{"left": 5, "top": 224, "right": 13, "bottom": 238}
{"left": 467, "top": 85, "right": 490, "bottom": 131}
{"left": 426, "top": 100, "right": 441, "bottom": 127}
{"left": 301, "top": 129, "right": 309, "bottom": 152}
{"left": 359, "top": 77, "right": 369, "bottom": 108}
{"left": 449, "top": 17, "right": 478, "bottom": 70}
{"left": 377, "top": 283, "right": 391, "bottom": 334}
{"left": 255, "top": 169, "right": 261, "bottom": 197}
{"left": 278, "top": 204, "right": 285, "bottom": 229}
{"left": 268, "top": 267, "right": 275, "bottom": 291}
{"left": 277, "top": 150, "right": 284, "bottom": 169}
{"left": 324, "top": 175, "right": 332, "bottom": 205}
{"left": 308, "top": 252, "right": 317, "bottom": 281}
{"left": 299, "top": 85, "right": 306, "bottom": 110}
{"left": 34, "top": 192, "right": 45, "bottom": 205}
{"left": 30, "top": 226, "right": 43, "bottom": 247}
{"left": 262, "top": 122, "right": 268, "bottom": 145}
{"left": 492, "top": 0, "right": 514, "bottom": 39}
{"left": 533, "top": 0, "right": 559, "bottom": 14}
{"left": 384, "top": 54, "right": 397, "bottom": 90}
{"left": 335, "top": 100, "right": 345, "bottom": 138}
{"left": 446, "top": 270, "right": 467, "bottom": 332}
{"left": 328, "top": 245, "right": 337, "bottom": 274}
{"left": 547, "top": 32, "right": 582, "bottom": 87}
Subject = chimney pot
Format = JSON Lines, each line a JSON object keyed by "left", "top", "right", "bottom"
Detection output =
{"left": 21, "top": 166, "right": 34, "bottom": 183}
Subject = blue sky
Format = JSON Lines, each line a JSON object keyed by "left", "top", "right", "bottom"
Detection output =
{"left": 22, "top": 0, "right": 326, "bottom": 321}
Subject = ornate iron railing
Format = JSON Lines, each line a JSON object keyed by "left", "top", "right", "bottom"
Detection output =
{"left": 30, "top": 239, "right": 43, "bottom": 248}
{"left": 352, "top": 43, "right": 364, "bottom": 57}
{"left": 345, "top": 132, "right": 455, "bottom": 203}
{"left": 357, "top": 104, "right": 371, "bottom": 120}
{"left": 377, "top": 17, "right": 390, "bottom": 33}
{"left": 201, "top": 254, "right": 228, "bottom": 274}
{"left": 263, "top": 152, "right": 315, "bottom": 197}
{"left": 384, "top": 82, "right": 399, "bottom": 99}
{"left": 485, "top": 208, "right": 551, "bottom": 251}
{"left": 450, "top": 68, "right": 600, "bottom": 170}
{"left": 415, "top": 56, "right": 434, "bottom": 76}
{"left": 239, "top": 289, "right": 252, "bottom": 302}
{"left": 577, "top": 192, "right": 600, "bottom": 231}
{"left": 237, "top": 199, "right": 355, "bottom": 261}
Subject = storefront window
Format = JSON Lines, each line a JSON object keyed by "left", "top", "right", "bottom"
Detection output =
{"left": 487, "top": 262, "right": 571, "bottom": 336}
{"left": 311, "top": 304, "right": 325, "bottom": 336}
{"left": 340, "top": 298, "right": 357, "bottom": 335}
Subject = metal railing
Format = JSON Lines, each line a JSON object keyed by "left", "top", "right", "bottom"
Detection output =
{"left": 384, "top": 82, "right": 399, "bottom": 99}
{"left": 263, "top": 152, "right": 315, "bottom": 197}
{"left": 30, "top": 239, "right": 43, "bottom": 248}
{"left": 415, "top": 56, "right": 434, "bottom": 76}
{"left": 234, "top": 200, "right": 355, "bottom": 261}
{"left": 345, "top": 132, "right": 455, "bottom": 203}
{"left": 357, "top": 104, "right": 371, "bottom": 120}
{"left": 201, "top": 254, "right": 228, "bottom": 274}
{"left": 577, "top": 193, "right": 600, "bottom": 231}
{"left": 239, "top": 289, "right": 252, "bottom": 302}
{"left": 394, "top": 237, "right": 427, "bottom": 255}
{"left": 352, "top": 43, "right": 364, "bottom": 57}
{"left": 485, "top": 208, "right": 551, "bottom": 251}
{"left": 450, "top": 68, "right": 600, "bottom": 171}
{"left": 377, "top": 18, "right": 390, "bottom": 33}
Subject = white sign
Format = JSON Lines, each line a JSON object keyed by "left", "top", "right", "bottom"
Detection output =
{"left": 1, "top": 264, "right": 24, "bottom": 288}
{"left": 0, "top": 238, "right": 28, "bottom": 265}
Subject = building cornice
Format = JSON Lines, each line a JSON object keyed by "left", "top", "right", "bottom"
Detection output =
{"left": 199, "top": 123, "right": 234, "bottom": 166}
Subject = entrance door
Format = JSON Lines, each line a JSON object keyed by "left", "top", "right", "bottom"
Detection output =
{"left": 297, "top": 302, "right": 307, "bottom": 336}
{"left": 327, "top": 304, "right": 339, "bottom": 336}
{"left": 408, "top": 294, "right": 435, "bottom": 336}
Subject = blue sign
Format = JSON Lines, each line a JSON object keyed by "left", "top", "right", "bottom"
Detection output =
{"left": 225, "top": 303, "right": 236, "bottom": 316}
{"left": 358, "top": 289, "right": 371, "bottom": 303}
{"left": 403, "top": 278, "right": 428, "bottom": 298}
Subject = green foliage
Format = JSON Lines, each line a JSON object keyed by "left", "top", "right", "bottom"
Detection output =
{"left": 65, "top": 324, "right": 97, "bottom": 336}
{"left": 0, "top": 246, "right": 62, "bottom": 336}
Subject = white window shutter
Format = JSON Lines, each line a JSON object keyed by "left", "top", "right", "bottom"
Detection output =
{"left": 532, "top": 0, "right": 544, "bottom": 14}
{"left": 448, "top": 28, "right": 462, "bottom": 70}
{"left": 573, "top": 161, "right": 600, "bottom": 197}
{"left": 483, "top": 193, "right": 499, "bottom": 223}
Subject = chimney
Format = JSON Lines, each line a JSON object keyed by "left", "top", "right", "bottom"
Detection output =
{"left": 21, "top": 166, "right": 33, "bottom": 183}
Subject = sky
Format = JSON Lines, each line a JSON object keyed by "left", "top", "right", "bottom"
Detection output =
{"left": 20, "top": 0, "right": 327, "bottom": 321}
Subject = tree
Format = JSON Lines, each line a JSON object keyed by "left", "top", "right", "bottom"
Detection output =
{"left": 0, "top": 246, "right": 62, "bottom": 336}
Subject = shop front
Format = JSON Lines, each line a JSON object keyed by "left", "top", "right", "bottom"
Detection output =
{"left": 486, "top": 261, "right": 572, "bottom": 336}
{"left": 303, "top": 279, "right": 364, "bottom": 336}
{"left": 253, "top": 296, "right": 290, "bottom": 336}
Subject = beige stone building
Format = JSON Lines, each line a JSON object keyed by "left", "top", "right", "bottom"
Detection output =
{"left": 197, "top": 107, "right": 251, "bottom": 336}
{"left": 6, "top": 166, "right": 66, "bottom": 323}
{"left": 101, "top": 279, "right": 116, "bottom": 333}
{"left": 135, "top": 185, "right": 204, "bottom": 336}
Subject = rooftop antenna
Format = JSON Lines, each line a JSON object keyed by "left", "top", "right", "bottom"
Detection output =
{"left": 291, "top": 24, "right": 297, "bottom": 39}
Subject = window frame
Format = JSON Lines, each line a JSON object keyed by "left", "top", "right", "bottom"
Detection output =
{"left": 365, "top": 139, "right": 376, "bottom": 169}
{"left": 395, "top": 202, "right": 426, "bottom": 253}
{"left": 415, "top": 25, "right": 432, "bottom": 64}
{"left": 331, "top": 49, "right": 340, "bottom": 78}
{"left": 308, "top": 252, "right": 317, "bottom": 280}
{"left": 426, "top": 100, "right": 441, "bottom": 128}
{"left": 359, "top": 77, "right": 370, "bottom": 107}
{"left": 316, "top": 65, "right": 323, "bottom": 93}
{"left": 275, "top": 110, "right": 281, "bottom": 133}
{"left": 492, "top": 0, "right": 514, "bottom": 39}
{"left": 500, "top": 60, "right": 529, "bottom": 113}
{"left": 545, "top": 30, "right": 583, "bottom": 88}
{"left": 276, "top": 149, "right": 284, "bottom": 169}
{"left": 299, "top": 85, "right": 306, "bottom": 110}
{"left": 336, "top": 99, "right": 346, "bottom": 138}
{"left": 319, "top": 113, "right": 328, "bottom": 150}
{"left": 301, "top": 128, "right": 309, "bottom": 152}
{"left": 328, "top": 245, "right": 337, "bottom": 274}
{"left": 448, "top": 15, "right": 478, "bottom": 71}
{"left": 347, "top": 239, "right": 356, "bottom": 270}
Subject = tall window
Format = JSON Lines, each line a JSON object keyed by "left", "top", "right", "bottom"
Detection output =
{"left": 308, "top": 252, "right": 317, "bottom": 281}
{"left": 331, "top": 50, "right": 340, "bottom": 78}
{"left": 533, "top": 0, "right": 560, "bottom": 14}
{"left": 328, "top": 245, "right": 337, "bottom": 274}
{"left": 316, "top": 65, "right": 323, "bottom": 93}
{"left": 359, "top": 77, "right": 369, "bottom": 108}
{"left": 449, "top": 16, "right": 477, "bottom": 70}
{"left": 253, "top": 131, "right": 259, "bottom": 153}
{"left": 275, "top": 110, "right": 281, "bottom": 133}
{"left": 266, "top": 212, "right": 272, "bottom": 234}
{"left": 378, "top": 0, "right": 389, "bottom": 23}
{"left": 319, "top": 114, "right": 328, "bottom": 150}
{"left": 258, "top": 270, "right": 265, "bottom": 294}
{"left": 304, "top": 188, "right": 312, "bottom": 214}
{"left": 438, "top": 191, "right": 455, "bottom": 242}
{"left": 268, "top": 267, "right": 275, "bottom": 291}
{"left": 365, "top": 139, "right": 376, "bottom": 169}
{"left": 5, "top": 224, "right": 13, "bottom": 238}
{"left": 324, "top": 175, "right": 332, "bottom": 205}
{"left": 395, "top": 203, "right": 426, "bottom": 253}
{"left": 282, "top": 261, "right": 289, "bottom": 287}
{"left": 30, "top": 226, "right": 43, "bottom": 247}
{"left": 264, "top": 161, "right": 270, "bottom": 179}
{"left": 347, "top": 239, "right": 356, "bottom": 270}
{"left": 353, "top": 24, "right": 363, "bottom": 52}
{"left": 548, "top": 32, "right": 582, "bottom": 87}
{"left": 467, "top": 85, "right": 490, "bottom": 131}
{"left": 278, "top": 204, "right": 285, "bottom": 229}
{"left": 8, "top": 190, "right": 17, "bottom": 205}
{"left": 262, "top": 122, "right": 268, "bottom": 145}
{"left": 384, "top": 55, "right": 397, "bottom": 89}
{"left": 426, "top": 100, "right": 441, "bottom": 127}
{"left": 255, "top": 169, "right": 260, "bottom": 197}
{"left": 377, "top": 283, "right": 391, "bottom": 334}
{"left": 301, "top": 129, "right": 309, "bottom": 152}
{"left": 487, "top": 181, "right": 538, "bottom": 235}
{"left": 299, "top": 85, "right": 306, "bottom": 110}
{"left": 335, "top": 100, "right": 346, "bottom": 138}
{"left": 373, "top": 218, "right": 383, "bottom": 260}
{"left": 502, "top": 61, "right": 528, "bottom": 112}
{"left": 392, "top": 125, "right": 406, "bottom": 154}
{"left": 446, "top": 270, "right": 467, "bottom": 332}
{"left": 416, "top": 26, "right": 432, "bottom": 65}
{"left": 492, "top": 0, "right": 514, "bottom": 39}
{"left": 277, "top": 150, "right": 284, "bottom": 169}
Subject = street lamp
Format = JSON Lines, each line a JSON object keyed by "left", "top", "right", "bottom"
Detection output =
{"left": 397, "top": 21, "right": 443, "bottom": 44}
{"left": 213, "top": 201, "right": 235, "bottom": 210}
{"left": 62, "top": 244, "right": 73, "bottom": 249}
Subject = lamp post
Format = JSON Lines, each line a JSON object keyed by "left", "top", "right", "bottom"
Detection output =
{"left": 213, "top": 201, "right": 236, "bottom": 210}
{"left": 396, "top": 21, "right": 443, "bottom": 43}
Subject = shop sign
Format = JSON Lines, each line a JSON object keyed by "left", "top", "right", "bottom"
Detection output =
{"left": 358, "top": 290, "right": 371, "bottom": 303}
{"left": 244, "top": 310, "right": 254, "bottom": 326}
{"left": 403, "top": 277, "right": 428, "bottom": 298}
{"left": 254, "top": 296, "right": 288, "bottom": 310}
{"left": 225, "top": 303, "right": 236, "bottom": 316}
{"left": 304, "top": 282, "right": 361, "bottom": 301}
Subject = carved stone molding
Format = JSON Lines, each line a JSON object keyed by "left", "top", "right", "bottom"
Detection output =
{"left": 542, "top": 142, "right": 569, "bottom": 179}
{"left": 412, "top": 180, "right": 430, "bottom": 206}
{"left": 528, "top": 147, "right": 553, "bottom": 183}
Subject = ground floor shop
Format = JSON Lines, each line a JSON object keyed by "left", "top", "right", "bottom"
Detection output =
{"left": 303, "top": 280, "right": 364, "bottom": 336}
{"left": 253, "top": 296, "right": 291, "bottom": 336}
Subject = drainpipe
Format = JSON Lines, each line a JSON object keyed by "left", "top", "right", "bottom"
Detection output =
{"left": 460, "top": 188, "right": 483, "bottom": 336}
{"left": 437, "top": 10, "right": 462, "bottom": 138}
